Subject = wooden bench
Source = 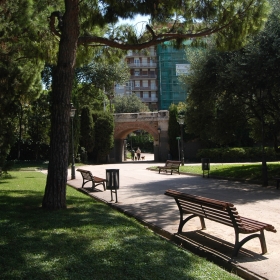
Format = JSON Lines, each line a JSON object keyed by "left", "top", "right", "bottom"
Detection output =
{"left": 157, "top": 160, "right": 181, "bottom": 175}
{"left": 164, "top": 189, "right": 276, "bottom": 257}
{"left": 76, "top": 169, "right": 106, "bottom": 191}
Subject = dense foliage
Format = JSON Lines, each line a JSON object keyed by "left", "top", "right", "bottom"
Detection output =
{"left": 197, "top": 147, "right": 280, "bottom": 163}
{"left": 0, "top": 0, "right": 62, "bottom": 168}
{"left": 91, "top": 111, "right": 115, "bottom": 162}
{"left": 127, "top": 132, "right": 154, "bottom": 153}
{"left": 114, "top": 93, "right": 150, "bottom": 113}
{"left": 181, "top": 2, "right": 280, "bottom": 150}
{"left": 80, "top": 106, "right": 95, "bottom": 154}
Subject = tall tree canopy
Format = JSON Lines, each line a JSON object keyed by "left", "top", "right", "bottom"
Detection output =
{"left": 76, "top": 60, "right": 130, "bottom": 110}
{"left": 0, "top": 0, "right": 60, "bottom": 168}
{"left": 181, "top": 1, "right": 280, "bottom": 149}
{"left": 43, "top": 0, "right": 270, "bottom": 210}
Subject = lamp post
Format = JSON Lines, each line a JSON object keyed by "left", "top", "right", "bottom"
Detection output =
{"left": 157, "top": 127, "right": 161, "bottom": 162}
{"left": 176, "top": 136, "right": 181, "bottom": 161}
{"left": 177, "top": 115, "right": 185, "bottom": 166}
{"left": 258, "top": 88, "right": 268, "bottom": 187}
{"left": 124, "top": 139, "right": 127, "bottom": 161}
{"left": 70, "top": 103, "right": 76, "bottom": 179}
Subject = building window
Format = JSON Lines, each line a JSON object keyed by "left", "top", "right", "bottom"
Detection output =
{"left": 142, "top": 57, "right": 147, "bottom": 66}
{"left": 134, "top": 59, "right": 140, "bottom": 66}
{"left": 142, "top": 70, "right": 148, "bottom": 76}
{"left": 143, "top": 92, "right": 149, "bottom": 98}
{"left": 143, "top": 80, "right": 148, "bottom": 87}
{"left": 134, "top": 69, "right": 140, "bottom": 76}
{"left": 135, "top": 81, "right": 140, "bottom": 88}
{"left": 126, "top": 81, "right": 133, "bottom": 90}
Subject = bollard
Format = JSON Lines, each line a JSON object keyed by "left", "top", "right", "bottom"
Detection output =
{"left": 201, "top": 158, "right": 210, "bottom": 178}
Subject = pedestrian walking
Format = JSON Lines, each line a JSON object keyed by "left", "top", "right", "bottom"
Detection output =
{"left": 136, "top": 147, "right": 141, "bottom": 160}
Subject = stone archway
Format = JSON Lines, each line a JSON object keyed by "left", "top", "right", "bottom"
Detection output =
{"left": 111, "top": 111, "right": 169, "bottom": 162}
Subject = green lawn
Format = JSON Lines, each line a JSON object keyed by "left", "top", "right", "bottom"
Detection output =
{"left": 152, "top": 162, "right": 280, "bottom": 185}
{"left": 0, "top": 171, "right": 241, "bottom": 280}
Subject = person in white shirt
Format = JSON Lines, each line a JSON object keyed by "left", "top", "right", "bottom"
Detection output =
{"left": 136, "top": 147, "right": 141, "bottom": 161}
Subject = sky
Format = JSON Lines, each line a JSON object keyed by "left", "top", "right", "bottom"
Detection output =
{"left": 117, "top": 14, "right": 150, "bottom": 35}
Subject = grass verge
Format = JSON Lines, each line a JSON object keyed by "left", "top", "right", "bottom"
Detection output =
{"left": 151, "top": 162, "right": 280, "bottom": 185}
{"left": 0, "top": 171, "right": 241, "bottom": 280}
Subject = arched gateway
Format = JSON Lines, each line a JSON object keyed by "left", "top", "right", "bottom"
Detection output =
{"left": 110, "top": 110, "right": 169, "bottom": 162}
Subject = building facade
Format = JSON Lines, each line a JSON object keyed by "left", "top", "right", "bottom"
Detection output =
{"left": 157, "top": 43, "right": 190, "bottom": 110}
{"left": 115, "top": 43, "right": 190, "bottom": 111}
{"left": 115, "top": 46, "right": 158, "bottom": 111}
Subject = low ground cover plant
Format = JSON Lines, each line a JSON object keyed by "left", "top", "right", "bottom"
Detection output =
{"left": 0, "top": 170, "right": 240, "bottom": 280}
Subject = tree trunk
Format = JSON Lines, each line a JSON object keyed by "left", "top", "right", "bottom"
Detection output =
{"left": 42, "top": 0, "right": 79, "bottom": 210}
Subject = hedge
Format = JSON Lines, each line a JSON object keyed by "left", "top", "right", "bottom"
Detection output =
{"left": 196, "top": 147, "right": 280, "bottom": 162}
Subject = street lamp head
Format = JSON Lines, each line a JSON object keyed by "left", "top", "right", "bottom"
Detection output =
{"left": 177, "top": 114, "right": 185, "bottom": 125}
{"left": 70, "top": 103, "right": 76, "bottom": 118}
{"left": 157, "top": 127, "right": 161, "bottom": 134}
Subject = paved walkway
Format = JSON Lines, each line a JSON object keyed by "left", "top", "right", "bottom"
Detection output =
{"left": 65, "top": 157, "right": 280, "bottom": 280}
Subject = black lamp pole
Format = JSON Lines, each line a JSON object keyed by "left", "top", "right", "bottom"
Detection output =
{"left": 157, "top": 127, "right": 161, "bottom": 162}
{"left": 259, "top": 89, "right": 268, "bottom": 187}
{"left": 70, "top": 103, "right": 76, "bottom": 179}
{"left": 177, "top": 115, "right": 184, "bottom": 166}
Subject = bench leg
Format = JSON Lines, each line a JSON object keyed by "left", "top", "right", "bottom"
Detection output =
{"left": 199, "top": 217, "right": 206, "bottom": 230}
{"left": 232, "top": 230, "right": 267, "bottom": 257}
{"left": 259, "top": 230, "right": 267, "bottom": 254}
{"left": 81, "top": 179, "right": 89, "bottom": 188}
{"left": 91, "top": 181, "right": 96, "bottom": 191}
{"left": 178, "top": 214, "right": 197, "bottom": 233}
{"left": 91, "top": 181, "right": 106, "bottom": 191}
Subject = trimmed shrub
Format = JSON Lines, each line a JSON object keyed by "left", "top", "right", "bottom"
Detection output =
{"left": 197, "top": 147, "right": 280, "bottom": 162}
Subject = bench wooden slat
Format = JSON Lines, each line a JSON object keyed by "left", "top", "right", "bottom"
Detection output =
{"left": 240, "top": 217, "right": 276, "bottom": 233}
{"left": 76, "top": 169, "right": 106, "bottom": 191}
{"left": 168, "top": 190, "right": 233, "bottom": 209}
{"left": 180, "top": 202, "right": 240, "bottom": 228}
{"left": 165, "top": 189, "right": 276, "bottom": 257}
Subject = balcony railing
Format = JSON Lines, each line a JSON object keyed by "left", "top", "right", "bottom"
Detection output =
{"left": 130, "top": 74, "right": 157, "bottom": 79}
{"left": 127, "top": 62, "right": 157, "bottom": 68}
{"left": 128, "top": 86, "right": 158, "bottom": 91}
